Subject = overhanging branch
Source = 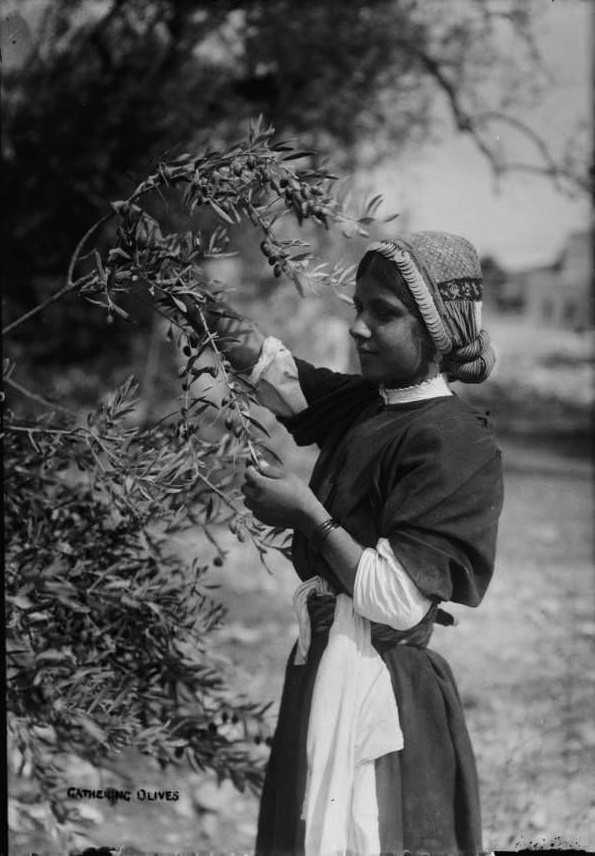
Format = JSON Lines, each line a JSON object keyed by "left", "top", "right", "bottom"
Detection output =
{"left": 397, "top": 39, "right": 591, "bottom": 197}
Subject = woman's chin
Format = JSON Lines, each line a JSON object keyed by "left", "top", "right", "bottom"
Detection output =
{"left": 359, "top": 360, "right": 420, "bottom": 388}
{"left": 361, "top": 365, "right": 428, "bottom": 389}
{"left": 358, "top": 363, "right": 381, "bottom": 384}
{"left": 359, "top": 360, "right": 392, "bottom": 386}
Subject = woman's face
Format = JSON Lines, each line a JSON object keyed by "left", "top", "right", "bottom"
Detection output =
{"left": 350, "top": 269, "right": 437, "bottom": 388}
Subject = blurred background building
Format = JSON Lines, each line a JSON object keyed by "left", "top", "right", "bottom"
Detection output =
{"left": 502, "top": 231, "right": 591, "bottom": 329}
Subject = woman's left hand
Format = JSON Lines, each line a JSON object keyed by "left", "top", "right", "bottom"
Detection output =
{"left": 241, "top": 461, "right": 321, "bottom": 530}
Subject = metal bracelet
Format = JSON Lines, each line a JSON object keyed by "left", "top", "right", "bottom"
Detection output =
{"left": 309, "top": 517, "right": 340, "bottom": 555}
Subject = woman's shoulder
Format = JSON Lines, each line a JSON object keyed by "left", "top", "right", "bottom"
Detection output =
{"left": 384, "top": 394, "right": 500, "bottom": 466}
{"left": 279, "top": 358, "right": 377, "bottom": 447}
{"left": 427, "top": 393, "right": 495, "bottom": 433}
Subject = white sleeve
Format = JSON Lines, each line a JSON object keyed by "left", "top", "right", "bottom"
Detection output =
{"left": 246, "top": 336, "right": 308, "bottom": 418}
{"left": 353, "top": 537, "right": 433, "bottom": 631}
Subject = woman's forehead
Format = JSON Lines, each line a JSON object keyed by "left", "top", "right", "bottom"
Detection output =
{"left": 354, "top": 271, "right": 408, "bottom": 305}
{"left": 355, "top": 255, "right": 422, "bottom": 319}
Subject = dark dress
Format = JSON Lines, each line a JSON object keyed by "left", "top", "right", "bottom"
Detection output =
{"left": 255, "top": 360, "right": 504, "bottom": 856}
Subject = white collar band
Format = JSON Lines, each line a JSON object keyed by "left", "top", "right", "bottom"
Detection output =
{"left": 379, "top": 373, "right": 452, "bottom": 405}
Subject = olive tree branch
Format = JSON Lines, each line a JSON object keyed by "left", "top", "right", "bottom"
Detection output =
{"left": 191, "top": 301, "right": 261, "bottom": 464}
{"left": 2, "top": 282, "right": 78, "bottom": 337}
{"left": 5, "top": 425, "right": 79, "bottom": 437}
{"left": 2, "top": 214, "right": 114, "bottom": 337}
{"left": 473, "top": 110, "right": 592, "bottom": 195}
{"left": 1, "top": 173, "right": 174, "bottom": 337}
{"left": 399, "top": 41, "right": 590, "bottom": 196}
{"left": 4, "top": 377, "right": 77, "bottom": 416}
{"left": 193, "top": 467, "right": 241, "bottom": 515}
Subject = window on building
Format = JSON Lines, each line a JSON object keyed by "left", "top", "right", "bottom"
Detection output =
{"left": 563, "top": 301, "right": 576, "bottom": 325}
{"left": 542, "top": 299, "right": 553, "bottom": 322}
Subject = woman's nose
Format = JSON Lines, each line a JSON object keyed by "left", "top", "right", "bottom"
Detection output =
{"left": 349, "top": 314, "right": 371, "bottom": 341}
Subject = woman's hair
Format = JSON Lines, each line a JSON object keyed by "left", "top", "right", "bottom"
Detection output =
{"left": 356, "top": 250, "right": 440, "bottom": 368}
{"left": 441, "top": 332, "right": 494, "bottom": 384}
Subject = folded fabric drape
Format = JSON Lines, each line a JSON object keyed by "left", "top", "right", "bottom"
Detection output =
{"left": 293, "top": 577, "right": 404, "bottom": 855}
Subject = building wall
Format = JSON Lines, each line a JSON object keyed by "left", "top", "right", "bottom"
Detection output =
{"left": 514, "top": 232, "right": 592, "bottom": 329}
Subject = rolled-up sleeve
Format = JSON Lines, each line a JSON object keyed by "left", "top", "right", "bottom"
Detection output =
{"left": 353, "top": 537, "right": 433, "bottom": 630}
{"left": 247, "top": 336, "right": 308, "bottom": 418}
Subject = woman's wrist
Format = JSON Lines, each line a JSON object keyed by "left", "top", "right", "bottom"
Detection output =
{"left": 293, "top": 492, "right": 363, "bottom": 594}
{"left": 297, "top": 499, "right": 331, "bottom": 539}
{"left": 309, "top": 517, "right": 341, "bottom": 555}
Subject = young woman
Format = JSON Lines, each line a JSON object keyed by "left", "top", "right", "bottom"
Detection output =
{"left": 211, "top": 231, "right": 503, "bottom": 855}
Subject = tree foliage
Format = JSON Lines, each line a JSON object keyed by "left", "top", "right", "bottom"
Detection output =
{"left": 4, "top": 122, "right": 394, "bottom": 846}
{"left": 3, "top": 0, "right": 588, "bottom": 331}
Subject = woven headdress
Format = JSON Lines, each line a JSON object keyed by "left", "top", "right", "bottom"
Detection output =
{"left": 366, "top": 231, "right": 496, "bottom": 383}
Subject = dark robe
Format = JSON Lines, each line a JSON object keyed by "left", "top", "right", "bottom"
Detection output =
{"left": 256, "top": 359, "right": 504, "bottom": 856}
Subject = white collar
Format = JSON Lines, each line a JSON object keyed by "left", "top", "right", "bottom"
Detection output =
{"left": 379, "top": 373, "right": 452, "bottom": 405}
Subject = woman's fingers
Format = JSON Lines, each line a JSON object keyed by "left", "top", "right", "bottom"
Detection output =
{"left": 244, "top": 462, "right": 284, "bottom": 490}
{"left": 241, "top": 480, "right": 256, "bottom": 499}
{"left": 243, "top": 464, "right": 261, "bottom": 486}
{"left": 242, "top": 465, "right": 266, "bottom": 499}
{"left": 241, "top": 461, "right": 295, "bottom": 526}
{"left": 256, "top": 459, "right": 284, "bottom": 478}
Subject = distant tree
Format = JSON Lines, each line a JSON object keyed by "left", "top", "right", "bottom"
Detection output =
{"left": 4, "top": 123, "right": 392, "bottom": 848}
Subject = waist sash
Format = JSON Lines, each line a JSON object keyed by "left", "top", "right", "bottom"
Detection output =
{"left": 307, "top": 594, "right": 445, "bottom": 651}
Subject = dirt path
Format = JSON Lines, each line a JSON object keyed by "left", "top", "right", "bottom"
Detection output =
{"left": 9, "top": 441, "right": 595, "bottom": 854}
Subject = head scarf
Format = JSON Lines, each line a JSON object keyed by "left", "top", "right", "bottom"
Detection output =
{"left": 363, "top": 231, "right": 496, "bottom": 383}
